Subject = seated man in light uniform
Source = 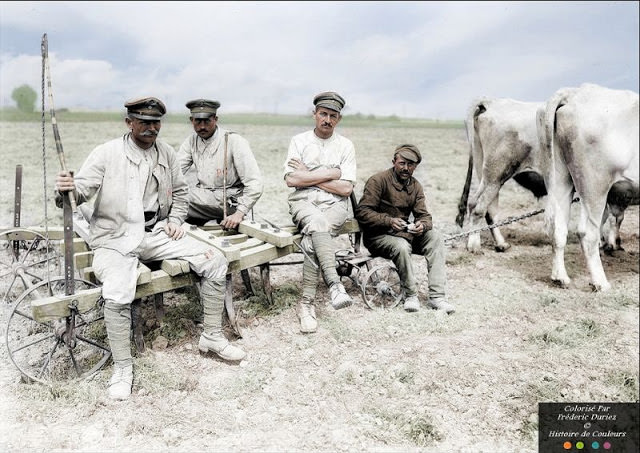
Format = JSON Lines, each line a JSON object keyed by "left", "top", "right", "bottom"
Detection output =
{"left": 284, "top": 91, "right": 357, "bottom": 334}
{"left": 178, "top": 99, "right": 263, "bottom": 230}
{"left": 55, "top": 97, "right": 246, "bottom": 401}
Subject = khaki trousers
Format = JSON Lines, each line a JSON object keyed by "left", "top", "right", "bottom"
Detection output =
{"left": 364, "top": 229, "right": 447, "bottom": 299}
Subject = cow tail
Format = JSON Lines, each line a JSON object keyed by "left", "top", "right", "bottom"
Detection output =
{"left": 456, "top": 99, "right": 485, "bottom": 228}
{"left": 540, "top": 89, "right": 570, "bottom": 235}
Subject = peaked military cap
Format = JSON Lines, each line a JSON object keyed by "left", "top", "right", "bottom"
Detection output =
{"left": 394, "top": 144, "right": 422, "bottom": 164}
{"left": 124, "top": 96, "right": 166, "bottom": 120}
{"left": 186, "top": 99, "right": 221, "bottom": 119}
{"left": 313, "top": 91, "right": 346, "bottom": 113}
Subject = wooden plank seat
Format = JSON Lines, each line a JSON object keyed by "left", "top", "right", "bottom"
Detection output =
{"left": 7, "top": 218, "right": 362, "bottom": 337}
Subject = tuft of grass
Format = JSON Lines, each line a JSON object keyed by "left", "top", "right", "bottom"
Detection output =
{"left": 605, "top": 371, "right": 639, "bottom": 402}
{"left": 146, "top": 295, "right": 201, "bottom": 346}
{"left": 406, "top": 415, "right": 443, "bottom": 446}
{"left": 446, "top": 252, "right": 474, "bottom": 266}
{"left": 133, "top": 355, "right": 198, "bottom": 395}
{"left": 366, "top": 406, "right": 443, "bottom": 447}
{"left": 528, "top": 318, "right": 601, "bottom": 347}
{"left": 239, "top": 283, "right": 299, "bottom": 319}
{"left": 539, "top": 295, "right": 560, "bottom": 307}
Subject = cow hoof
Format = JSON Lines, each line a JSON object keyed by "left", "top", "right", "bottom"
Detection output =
{"left": 551, "top": 279, "right": 570, "bottom": 289}
{"left": 589, "top": 281, "right": 612, "bottom": 292}
{"left": 495, "top": 243, "right": 511, "bottom": 253}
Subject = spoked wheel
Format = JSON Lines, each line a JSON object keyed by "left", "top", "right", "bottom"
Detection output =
{"left": 361, "top": 264, "right": 404, "bottom": 310}
{"left": 0, "top": 228, "right": 61, "bottom": 304}
{"left": 5, "top": 276, "right": 111, "bottom": 384}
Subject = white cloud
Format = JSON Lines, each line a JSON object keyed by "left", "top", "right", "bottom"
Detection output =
{"left": 1, "top": 1, "right": 637, "bottom": 119}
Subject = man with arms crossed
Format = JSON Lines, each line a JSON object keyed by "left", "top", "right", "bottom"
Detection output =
{"left": 284, "top": 91, "right": 357, "bottom": 334}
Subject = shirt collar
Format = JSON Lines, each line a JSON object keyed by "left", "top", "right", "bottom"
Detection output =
{"left": 389, "top": 168, "right": 415, "bottom": 194}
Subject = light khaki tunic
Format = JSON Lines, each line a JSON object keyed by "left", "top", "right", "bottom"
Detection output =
{"left": 70, "top": 134, "right": 227, "bottom": 305}
{"left": 178, "top": 126, "right": 263, "bottom": 217}
{"left": 73, "top": 134, "right": 188, "bottom": 254}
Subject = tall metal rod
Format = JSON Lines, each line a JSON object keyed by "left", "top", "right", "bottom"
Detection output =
{"left": 41, "top": 33, "right": 76, "bottom": 212}
{"left": 222, "top": 132, "right": 229, "bottom": 222}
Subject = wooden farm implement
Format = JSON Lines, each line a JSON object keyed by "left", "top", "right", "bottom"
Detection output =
{"left": 2, "top": 170, "right": 404, "bottom": 386}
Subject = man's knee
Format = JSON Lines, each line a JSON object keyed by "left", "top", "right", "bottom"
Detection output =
{"left": 394, "top": 239, "right": 413, "bottom": 258}
{"left": 195, "top": 248, "right": 227, "bottom": 280}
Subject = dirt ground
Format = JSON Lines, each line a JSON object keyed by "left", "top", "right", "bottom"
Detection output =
{"left": 0, "top": 203, "right": 638, "bottom": 452}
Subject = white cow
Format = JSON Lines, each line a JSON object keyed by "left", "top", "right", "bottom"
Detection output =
{"left": 538, "top": 83, "right": 639, "bottom": 291}
{"left": 456, "top": 97, "right": 547, "bottom": 253}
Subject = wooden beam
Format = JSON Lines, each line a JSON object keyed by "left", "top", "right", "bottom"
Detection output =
{"left": 59, "top": 238, "right": 90, "bottom": 255}
{"left": 137, "top": 263, "right": 152, "bottom": 284}
{"left": 227, "top": 243, "right": 297, "bottom": 273}
{"left": 161, "top": 259, "right": 191, "bottom": 276}
{"left": 238, "top": 220, "right": 297, "bottom": 247}
{"left": 336, "top": 218, "right": 360, "bottom": 235}
{"left": 74, "top": 251, "right": 94, "bottom": 270}
{"left": 32, "top": 269, "right": 196, "bottom": 322}
{"left": 186, "top": 228, "right": 242, "bottom": 262}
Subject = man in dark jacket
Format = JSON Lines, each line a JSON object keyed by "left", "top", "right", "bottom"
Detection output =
{"left": 355, "top": 144, "right": 455, "bottom": 314}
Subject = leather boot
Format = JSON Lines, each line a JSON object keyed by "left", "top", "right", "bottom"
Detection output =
{"left": 198, "top": 331, "right": 246, "bottom": 361}
{"left": 298, "top": 300, "right": 317, "bottom": 333}
{"left": 199, "top": 277, "right": 246, "bottom": 362}
{"left": 108, "top": 364, "right": 133, "bottom": 400}
{"left": 104, "top": 301, "right": 133, "bottom": 400}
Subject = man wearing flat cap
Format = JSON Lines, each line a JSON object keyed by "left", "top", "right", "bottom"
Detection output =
{"left": 178, "top": 99, "right": 263, "bottom": 230}
{"left": 355, "top": 144, "right": 455, "bottom": 314}
{"left": 283, "top": 91, "right": 357, "bottom": 334}
{"left": 55, "top": 96, "right": 246, "bottom": 401}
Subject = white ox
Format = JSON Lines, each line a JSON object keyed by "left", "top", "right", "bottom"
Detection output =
{"left": 456, "top": 97, "right": 547, "bottom": 253}
{"left": 538, "top": 83, "right": 639, "bottom": 291}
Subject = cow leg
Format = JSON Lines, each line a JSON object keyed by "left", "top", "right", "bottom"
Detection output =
{"left": 466, "top": 181, "right": 500, "bottom": 253}
{"left": 546, "top": 176, "right": 573, "bottom": 288}
{"left": 603, "top": 181, "right": 640, "bottom": 253}
{"left": 485, "top": 193, "right": 510, "bottom": 252}
{"left": 601, "top": 204, "right": 624, "bottom": 254}
{"left": 575, "top": 193, "right": 611, "bottom": 291}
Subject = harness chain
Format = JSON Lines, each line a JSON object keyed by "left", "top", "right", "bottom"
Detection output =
{"left": 444, "top": 197, "right": 580, "bottom": 244}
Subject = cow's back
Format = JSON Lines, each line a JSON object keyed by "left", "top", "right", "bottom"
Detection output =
{"left": 555, "top": 83, "right": 639, "bottom": 182}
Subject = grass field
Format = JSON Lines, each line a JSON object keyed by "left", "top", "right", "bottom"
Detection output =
{"left": 0, "top": 113, "right": 637, "bottom": 452}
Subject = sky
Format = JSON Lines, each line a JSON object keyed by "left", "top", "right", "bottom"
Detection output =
{"left": 0, "top": 1, "right": 638, "bottom": 120}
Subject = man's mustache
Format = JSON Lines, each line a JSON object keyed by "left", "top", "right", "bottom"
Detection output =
{"left": 140, "top": 130, "right": 158, "bottom": 137}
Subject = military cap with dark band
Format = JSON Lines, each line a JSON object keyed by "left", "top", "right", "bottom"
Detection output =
{"left": 186, "top": 99, "right": 221, "bottom": 119}
{"left": 124, "top": 96, "right": 166, "bottom": 120}
{"left": 313, "top": 91, "right": 346, "bottom": 113}
{"left": 394, "top": 144, "right": 422, "bottom": 164}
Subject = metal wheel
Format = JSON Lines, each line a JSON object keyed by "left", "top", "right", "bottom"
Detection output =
{"left": 0, "top": 228, "right": 61, "bottom": 304}
{"left": 5, "top": 276, "right": 111, "bottom": 384}
{"left": 361, "top": 264, "right": 404, "bottom": 310}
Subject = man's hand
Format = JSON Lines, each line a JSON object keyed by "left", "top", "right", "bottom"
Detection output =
{"left": 407, "top": 221, "right": 425, "bottom": 234}
{"left": 390, "top": 217, "right": 408, "bottom": 232}
{"left": 287, "top": 157, "right": 309, "bottom": 172}
{"left": 220, "top": 211, "right": 244, "bottom": 230}
{"left": 164, "top": 222, "right": 185, "bottom": 240}
{"left": 56, "top": 171, "right": 75, "bottom": 192}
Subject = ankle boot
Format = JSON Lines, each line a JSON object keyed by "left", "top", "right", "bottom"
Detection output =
{"left": 108, "top": 363, "right": 133, "bottom": 400}
{"left": 298, "top": 300, "right": 317, "bottom": 333}
{"left": 199, "top": 331, "right": 246, "bottom": 361}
